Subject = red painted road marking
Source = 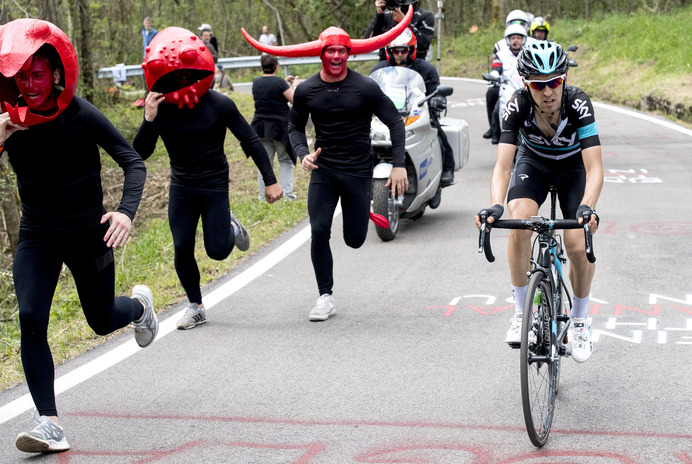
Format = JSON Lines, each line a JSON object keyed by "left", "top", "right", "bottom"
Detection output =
{"left": 69, "top": 411, "right": 692, "bottom": 441}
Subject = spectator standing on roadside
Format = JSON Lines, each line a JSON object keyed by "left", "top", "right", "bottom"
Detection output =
{"left": 141, "top": 16, "right": 158, "bottom": 59}
{"left": 259, "top": 25, "right": 278, "bottom": 46}
{"left": 251, "top": 54, "right": 298, "bottom": 201}
{"left": 198, "top": 23, "right": 219, "bottom": 63}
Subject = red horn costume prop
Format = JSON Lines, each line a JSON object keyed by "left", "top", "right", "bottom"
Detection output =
{"left": 142, "top": 27, "right": 215, "bottom": 109}
{"left": 370, "top": 212, "right": 390, "bottom": 229}
{"left": 0, "top": 19, "right": 78, "bottom": 126}
{"left": 241, "top": 7, "right": 413, "bottom": 57}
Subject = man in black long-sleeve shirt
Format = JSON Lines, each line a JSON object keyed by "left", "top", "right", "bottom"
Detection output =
{"left": 0, "top": 23, "right": 158, "bottom": 453}
{"left": 289, "top": 42, "right": 408, "bottom": 321}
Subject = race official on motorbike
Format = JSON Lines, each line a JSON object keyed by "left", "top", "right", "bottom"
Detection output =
{"left": 365, "top": 0, "right": 434, "bottom": 61}
{"left": 370, "top": 28, "right": 455, "bottom": 186}
{"left": 530, "top": 17, "right": 550, "bottom": 41}
{"left": 487, "top": 23, "right": 527, "bottom": 144}
{"left": 483, "top": 9, "right": 531, "bottom": 140}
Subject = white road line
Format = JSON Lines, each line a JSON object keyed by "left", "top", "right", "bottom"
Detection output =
{"left": 0, "top": 223, "right": 314, "bottom": 425}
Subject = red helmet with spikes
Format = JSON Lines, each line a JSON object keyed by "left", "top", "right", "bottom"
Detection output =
{"left": 241, "top": 7, "right": 413, "bottom": 57}
{"left": 142, "top": 27, "right": 215, "bottom": 109}
{"left": 0, "top": 19, "right": 78, "bottom": 126}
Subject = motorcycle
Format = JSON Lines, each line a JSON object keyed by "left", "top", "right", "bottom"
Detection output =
{"left": 369, "top": 66, "right": 470, "bottom": 241}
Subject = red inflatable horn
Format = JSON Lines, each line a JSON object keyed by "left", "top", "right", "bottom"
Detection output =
{"left": 241, "top": 7, "right": 413, "bottom": 57}
{"left": 370, "top": 212, "right": 390, "bottom": 229}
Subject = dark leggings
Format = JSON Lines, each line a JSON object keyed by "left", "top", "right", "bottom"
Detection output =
{"left": 168, "top": 184, "right": 234, "bottom": 304}
{"left": 14, "top": 225, "right": 143, "bottom": 417}
{"left": 307, "top": 169, "right": 371, "bottom": 296}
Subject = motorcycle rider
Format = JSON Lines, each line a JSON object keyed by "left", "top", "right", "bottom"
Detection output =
{"left": 475, "top": 41, "right": 603, "bottom": 363}
{"left": 370, "top": 28, "right": 455, "bottom": 186}
{"left": 365, "top": 0, "right": 434, "bottom": 61}
{"left": 483, "top": 9, "right": 531, "bottom": 140}
{"left": 487, "top": 23, "right": 527, "bottom": 144}
{"left": 530, "top": 17, "right": 550, "bottom": 41}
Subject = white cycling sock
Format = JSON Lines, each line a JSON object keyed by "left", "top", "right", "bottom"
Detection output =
{"left": 572, "top": 296, "right": 589, "bottom": 319}
{"left": 512, "top": 285, "right": 528, "bottom": 316}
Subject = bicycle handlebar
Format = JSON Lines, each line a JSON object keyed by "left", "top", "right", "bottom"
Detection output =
{"left": 478, "top": 217, "right": 596, "bottom": 264}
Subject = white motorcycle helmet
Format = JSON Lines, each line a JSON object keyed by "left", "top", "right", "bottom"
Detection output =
{"left": 504, "top": 23, "right": 527, "bottom": 49}
{"left": 506, "top": 9, "right": 530, "bottom": 33}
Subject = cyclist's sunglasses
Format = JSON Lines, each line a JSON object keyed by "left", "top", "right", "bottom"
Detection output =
{"left": 390, "top": 47, "right": 409, "bottom": 55}
{"left": 523, "top": 74, "right": 565, "bottom": 91}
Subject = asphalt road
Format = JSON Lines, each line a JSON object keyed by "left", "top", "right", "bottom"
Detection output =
{"left": 1, "top": 77, "right": 691, "bottom": 463}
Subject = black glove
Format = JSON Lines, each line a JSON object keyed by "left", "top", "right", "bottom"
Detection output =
{"left": 576, "top": 204, "right": 600, "bottom": 226}
{"left": 430, "top": 96, "right": 447, "bottom": 114}
{"left": 478, "top": 204, "right": 504, "bottom": 223}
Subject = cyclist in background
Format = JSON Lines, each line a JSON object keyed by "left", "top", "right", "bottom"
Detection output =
{"left": 483, "top": 9, "right": 531, "bottom": 141}
{"left": 475, "top": 41, "right": 603, "bottom": 363}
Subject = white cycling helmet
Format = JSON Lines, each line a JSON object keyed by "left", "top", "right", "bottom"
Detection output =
{"left": 504, "top": 23, "right": 527, "bottom": 48}
{"left": 506, "top": 9, "right": 530, "bottom": 32}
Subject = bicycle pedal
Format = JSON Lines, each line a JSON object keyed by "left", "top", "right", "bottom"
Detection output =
{"left": 507, "top": 342, "right": 520, "bottom": 349}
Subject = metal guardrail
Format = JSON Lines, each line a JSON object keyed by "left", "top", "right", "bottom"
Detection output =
{"left": 98, "top": 53, "right": 380, "bottom": 80}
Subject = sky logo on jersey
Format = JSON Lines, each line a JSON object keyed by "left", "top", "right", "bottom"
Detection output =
{"left": 502, "top": 99, "right": 519, "bottom": 121}
{"left": 572, "top": 98, "right": 592, "bottom": 119}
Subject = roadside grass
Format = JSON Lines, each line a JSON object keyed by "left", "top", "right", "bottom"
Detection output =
{"left": 0, "top": 91, "right": 310, "bottom": 391}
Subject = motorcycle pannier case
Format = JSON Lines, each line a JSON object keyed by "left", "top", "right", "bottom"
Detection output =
{"left": 440, "top": 117, "right": 470, "bottom": 172}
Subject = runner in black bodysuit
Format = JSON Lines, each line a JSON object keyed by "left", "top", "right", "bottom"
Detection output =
{"left": 289, "top": 45, "right": 408, "bottom": 321}
{"left": 0, "top": 29, "right": 157, "bottom": 453}
{"left": 134, "top": 85, "right": 283, "bottom": 330}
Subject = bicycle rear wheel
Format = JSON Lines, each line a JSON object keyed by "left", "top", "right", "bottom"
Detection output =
{"left": 520, "top": 272, "right": 557, "bottom": 448}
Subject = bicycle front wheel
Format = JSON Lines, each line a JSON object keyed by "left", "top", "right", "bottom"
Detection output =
{"left": 520, "top": 272, "right": 557, "bottom": 448}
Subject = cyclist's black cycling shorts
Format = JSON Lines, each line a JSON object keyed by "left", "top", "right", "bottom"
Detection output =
{"left": 507, "top": 146, "right": 586, "bottom": 219}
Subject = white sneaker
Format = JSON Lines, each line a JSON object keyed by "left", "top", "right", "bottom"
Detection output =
{"left": 177, "top": 304, "right": 207, "bottom": 330}
{"left": 571, "top": 317, "right": 593, "bottom": 363}
{"left": 309, "top": 294, "right": 336, "bottom": 321}
{"left": 505, "top": 315, "right": 522, "bottom": 346}
{"left": 16, "top": 413, "right": 69, "bottom": 453}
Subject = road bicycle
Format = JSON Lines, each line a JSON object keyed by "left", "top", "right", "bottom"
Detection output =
{"left": 477, "top": 186, "right": 596, "bottom": 447}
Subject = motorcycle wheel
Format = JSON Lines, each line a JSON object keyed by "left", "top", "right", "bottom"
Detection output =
{"left": 372, "top": 178, "right": 399, "bottom": 241}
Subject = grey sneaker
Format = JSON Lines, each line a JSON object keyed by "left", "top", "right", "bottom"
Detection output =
{"left": 309, "top": 294, "right": 336, "bottom": 321}
{"left": 284, "top": 193, "right": 297, "bottom": 201}
{"left": 231, "top": 211, "right": 250, "bottom": 252}
{"left": 177, "top": 304, "right": 207, "bottom": 330}
{"left": 132, "top": 285, "right": 158, "bottom": 347}
{"left": 15, "top": 413, "right": 70, "bottom": 453}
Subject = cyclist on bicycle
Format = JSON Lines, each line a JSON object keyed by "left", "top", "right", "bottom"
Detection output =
{"left": 475, "top": 41, "right": 603, "bottom": 363}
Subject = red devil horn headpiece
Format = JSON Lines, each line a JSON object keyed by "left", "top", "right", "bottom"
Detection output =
{"left": 0, "top": 19, "right": 78, "bottom": 126}
{"left": 241, "top": 7, "right": 413, "bottom": 57}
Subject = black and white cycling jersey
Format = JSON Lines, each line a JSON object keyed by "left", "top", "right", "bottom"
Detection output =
{"left": 500, "top": 85, "right": 600, "bottom": 161}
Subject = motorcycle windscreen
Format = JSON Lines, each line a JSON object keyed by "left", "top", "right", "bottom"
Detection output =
{"left": 369, "top": 67, "right": 426, "bottom": 116}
